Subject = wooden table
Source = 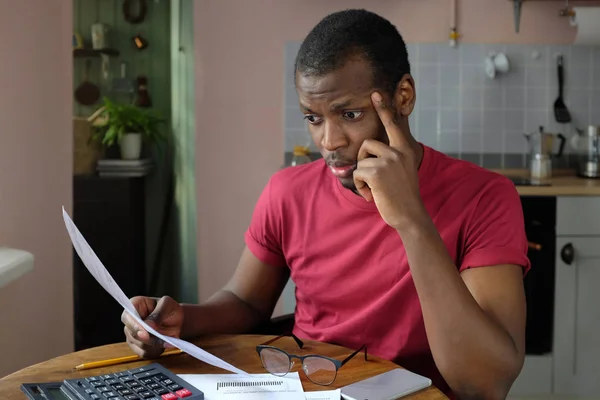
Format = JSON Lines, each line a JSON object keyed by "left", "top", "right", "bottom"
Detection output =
{"left": 0, "top": 334, "right": 447, "bottom": 399}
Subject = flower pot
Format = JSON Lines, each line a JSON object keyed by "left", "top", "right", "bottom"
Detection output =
{"left": 120, "top": 133, "right": 143, "bottom": 160}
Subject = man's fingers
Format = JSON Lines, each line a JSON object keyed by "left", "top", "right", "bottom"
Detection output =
{"left": 357, "top": 138, "right": 395, "bottom": 161}
{"left": 371, "top": 91, "right": 410, "bottom": 150}
{"left": 145, "top": 296, "right": 179, "bottom": 328}
{"left": 121, "top": 311, "right": 143, "bottom": 335}
{"left": 124, "top": 327, "right": 164, "bottom": 359}
{"left": 122, "top": 311, "right": 157, "bottom": 346}
{"left": 142, "top": 319, "right": 166, "bottom": 347}
{"left": 353, "top": 167, "right": 375, "bottom": 202}
{"left": 130, "top": 296, "right": 157, "bottom": 319}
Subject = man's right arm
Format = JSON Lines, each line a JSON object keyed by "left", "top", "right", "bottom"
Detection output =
{"left": 124, "top": 174, "right": 289, "bottom": 355}
{"left": 179, "top": 246, "right": 289, "bottom": 338}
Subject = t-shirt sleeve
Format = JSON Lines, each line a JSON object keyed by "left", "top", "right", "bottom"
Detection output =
{"left": 244, "top": 176, "right": 286, "bottom": 267}
{"left": 459, "top": 176, "right": 531, "bottom": 275}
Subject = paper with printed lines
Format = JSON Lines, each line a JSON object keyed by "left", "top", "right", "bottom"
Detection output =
{"left": 62, "top": 206, "right": 248, "bottom": 375}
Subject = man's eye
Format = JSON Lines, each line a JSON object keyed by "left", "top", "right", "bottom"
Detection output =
{"left": 304, "top": 115, "right": 322, "bottom": 124}
{"left": 343, "top": 111, "right": 363, "bottom": 120}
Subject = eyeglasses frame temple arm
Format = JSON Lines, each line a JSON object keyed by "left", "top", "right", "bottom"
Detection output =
{"left": 340, "top": 344, "right": 368, "bottom": 367}
{"left": 258, "top": 333, "right": 305, "bottom": 349}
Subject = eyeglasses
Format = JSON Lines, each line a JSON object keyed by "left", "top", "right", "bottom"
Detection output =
{"left": 256, "top": 334, "right": 368, "bottom": 386}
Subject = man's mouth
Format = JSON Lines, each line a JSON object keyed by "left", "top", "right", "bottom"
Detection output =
{"left": 327, "top": 162, "right": 356, "bottom": 178}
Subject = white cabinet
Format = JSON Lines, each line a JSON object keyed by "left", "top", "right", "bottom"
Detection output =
{"left": 552, "top": 197, "right": 600, "bottom": 397}
{"left": 510, "top": 196, "right": 600, "bottom": 398}
{"left": 553, "top": 237, "right": 600, "bottom": 395}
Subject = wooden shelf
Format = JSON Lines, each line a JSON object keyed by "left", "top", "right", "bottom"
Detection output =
{"left": 73, "top": 48, "right": 120, "bottom": 58}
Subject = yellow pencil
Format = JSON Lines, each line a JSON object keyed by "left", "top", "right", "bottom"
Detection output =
{"left": 74, "top": 348, "right": 183, "bottom": 370}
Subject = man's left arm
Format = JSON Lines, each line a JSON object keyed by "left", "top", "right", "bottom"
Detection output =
{"left": 356, "top": 92, "right": 530, "bottom": 400}
{"left": 400, "top": 179, "right": 529, "bottom": 400}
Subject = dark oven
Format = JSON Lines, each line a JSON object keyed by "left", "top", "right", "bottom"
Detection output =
{"left": 521, "top": 196, "right": 556, "bottom": 355}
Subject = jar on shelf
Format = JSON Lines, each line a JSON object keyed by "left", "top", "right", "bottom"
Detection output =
{"left": 290, "top": 146, "right": 312, "bottom": 166}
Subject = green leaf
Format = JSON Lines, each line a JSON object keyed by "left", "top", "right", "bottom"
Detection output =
{"left": 91, "top": 97, "right": 168, "bottom": 149}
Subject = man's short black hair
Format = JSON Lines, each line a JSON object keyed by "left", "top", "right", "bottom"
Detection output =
{"left": 294, "top": 9, "right": 411, "bottom": 96}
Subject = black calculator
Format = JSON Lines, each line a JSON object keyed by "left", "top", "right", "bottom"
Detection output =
{"left": 21, "top": 363, "right": 204, "bottom": 400}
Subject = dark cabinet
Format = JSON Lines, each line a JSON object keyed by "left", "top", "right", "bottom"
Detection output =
{"left": 73, "top": 176, "right": 146, "bottom": 351}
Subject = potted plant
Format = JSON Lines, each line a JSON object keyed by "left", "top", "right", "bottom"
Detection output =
{"left": 92, "top": 97, "right": 167, "bottom": 160}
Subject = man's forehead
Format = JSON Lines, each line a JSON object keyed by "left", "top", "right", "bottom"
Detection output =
{"left": 295, "top": 58, "right": 374, "bottom": 93}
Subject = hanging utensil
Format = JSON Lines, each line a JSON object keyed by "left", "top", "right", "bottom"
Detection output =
{"left": 553, "top": 55, "right": 572, "bottom": 123}
{"left": 74, "top": 60, "right": 100, "bottom": 106}
{"left": 513, "top": 0, "right": 523, "bottom": 33}
{"left": 123, "top": 0, "right": 148, "bottom": 24}
{"left": 132, "top": 33, "right": 149, "bottom": 50}
{"left": 134, "top": 75, "right": 152, "bottom": 108}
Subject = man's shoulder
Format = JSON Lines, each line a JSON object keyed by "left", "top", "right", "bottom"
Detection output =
{"left": 428, "top": 148, "right": 514, "bottom": 192}
{"left": 267, "top": 158, "right": 329, "bottom": 196}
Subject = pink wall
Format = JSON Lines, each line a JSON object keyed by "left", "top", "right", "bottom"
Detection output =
{"left": 194, "top": 0, "right": 596, "bottom": 307}
{"left": 0, "top": 0, "right": 73, "bottom": 377}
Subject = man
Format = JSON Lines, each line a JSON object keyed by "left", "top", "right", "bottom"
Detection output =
{"left": 122, "top": 9, "right": 530, "bottom": 400}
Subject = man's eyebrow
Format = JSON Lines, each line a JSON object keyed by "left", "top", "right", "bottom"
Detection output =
{"left": 299, "top": 103, "right": 314, "bottom": 113}
{"left": 330, "top": 100, "right": 353, "bottom": 111}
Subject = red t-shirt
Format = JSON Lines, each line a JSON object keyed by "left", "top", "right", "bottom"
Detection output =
{"left": 245, "top": 144, "right": 530, "bottom": 397}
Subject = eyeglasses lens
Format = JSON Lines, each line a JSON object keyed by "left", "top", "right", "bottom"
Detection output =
{"left": 303, "top": 356, "right": 337, "bottom": 385}
{"left": 260, "top": 348, "right": 291, "bottom": 376}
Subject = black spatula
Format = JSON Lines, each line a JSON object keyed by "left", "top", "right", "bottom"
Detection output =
{"left": 554, "top": 55, "right": 571, "bottom": 123}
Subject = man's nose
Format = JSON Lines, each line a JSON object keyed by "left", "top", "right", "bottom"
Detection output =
{"left": 321, "top": 122, "right": 347, "bottom": 151}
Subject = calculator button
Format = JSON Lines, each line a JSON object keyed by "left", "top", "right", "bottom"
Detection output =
{"left": 133, "top": 386, "right": 146, "bottom": 393}
{"left": 119, "top": 389, "right": 133, "bottom": 395}
{"left": 103, "top": 391, "right": 117, "bottom": 397}
{"left": 86, "top": 389, "right": 94, "bottom": 394}
{"left": 116, "top": 372, "right": 129, "bottom": 377}
{"left": 130, "top": 366, "right": 155, "bottom": 374}
{"left": 92, "top": 381, "right": 104, "bottom": 387}
{"left": 113, "top": 384, "right": 126, "bottom": 390}
{"left": 167, "top": 384, "right": 182, "bottom": 391}
{"left": 90, "top": 395, "right": 101, "bottom": 400}
{"left": 153, "top": 374, "right": 168, "bottom": 381}
{"left": 134, "top": 371, "right": 156, "bottom": 379}
{"left": 161, "top": 379, "right": 174, "bottom": 385}
{"left": 155, "top": 388, "right": 168, "bottom": 395}
{"left": 87, "top": 377, "right": 100, "bottom": 382}
{"left": 98, "top": 386, "right": 110, "bottom": 392}
{"left": 175, "top": 388, "right": 192, "bottom": 398}
{"left": 141, "top": 378, "right": 154, "bottom": 385}
{"left": 101, "top": 374, "right": 114, "bottom": 380}
{"left": 129, "top": 382, "right": 141, "bottom": 388}
{"left": 139, "top": 391, "right": 154, "bottom": 398}
{"left": 161, "top": 394, "right": 177, "bottom": 400}
{"left": 124, "top": 396, "right": 140, "bottom": 400}
{"left": 121, "top": 376, "right": 135, "bottom": 383}
{"left": 148, "top": 383, "right": 161, "bottom": 390}
{"left": 106, "top": 378, "right": 119, "bottom": 385}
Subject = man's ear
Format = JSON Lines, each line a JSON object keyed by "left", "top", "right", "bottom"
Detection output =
{"left": 393, "top": 74, "right": 416, "bottom": 117}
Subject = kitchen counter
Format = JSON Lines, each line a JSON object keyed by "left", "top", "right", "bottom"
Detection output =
{"left": 491, "top": 169, "right": 600, "bottom": 196}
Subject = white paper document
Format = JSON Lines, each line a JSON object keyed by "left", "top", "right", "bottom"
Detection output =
{"left": 305, "top": 389, "right": 340, "bottom": 400}
{"left": 179, "top": 372, "right": 306, "bottom": 400}
{"left": 62, "top": 207, "right": 248, "bottom": 375}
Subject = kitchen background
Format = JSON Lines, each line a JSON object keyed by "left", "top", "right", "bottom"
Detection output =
{"left": 284, "top": 42, "right": 600, "bottom": 169}
{"left": 69, "top": 0, "right": 197, "bottom": 350}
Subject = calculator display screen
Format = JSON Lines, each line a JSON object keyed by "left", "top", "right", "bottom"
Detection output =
{"left": 47, "top": 387, "right": 71, "bottom": 400}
